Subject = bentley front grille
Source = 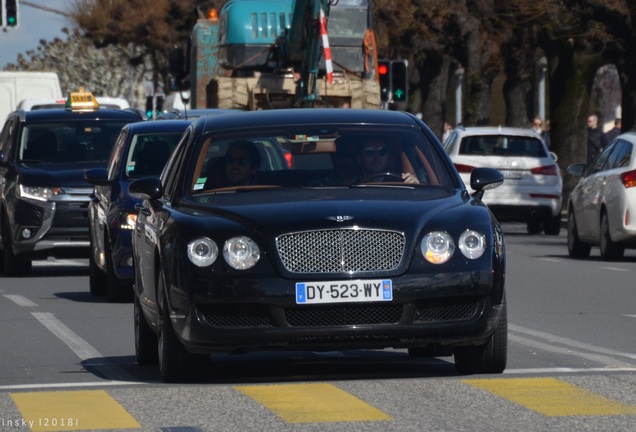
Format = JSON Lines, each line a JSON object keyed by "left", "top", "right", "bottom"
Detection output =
{"left": 276, "top": 228, "right": 405, "bottom": 273}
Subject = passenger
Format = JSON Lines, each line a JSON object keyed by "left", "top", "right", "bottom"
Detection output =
{"left": 219, "top": 140, "right": 261, "bottom": 187}
{"left": 357, "top": 137, "right": 418, "bottom": 184}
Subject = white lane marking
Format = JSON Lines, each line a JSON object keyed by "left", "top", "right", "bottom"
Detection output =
{"left": 509, "top": 334, "right": 634, "bottom": 367}
{"left": 510, "top": 324, "right": 636, "bottom": 362}
{"left": 32, "top": 312, "right": 101, "bottom": 360}
{"left": 624, "top": 314, "right": 636, "bottom": 319}
{"left": 600, "top": 266, "right": 630, "bottom": 272}
{"left": 31, "top": 312, "right": 136, "bottom": 381}
{"left": 3, "top": 294, "right": 38, "bottom": 307}
{"left": 505, "top": 366, "right": 636, "bottom": 374}
{"left": 539, "top": 258, "right": 563, "bottom": 263}
{"left": 0, "top": 380, "right": 147, "bottom": 391}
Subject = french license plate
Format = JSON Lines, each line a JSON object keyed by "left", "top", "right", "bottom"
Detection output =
{"left": 295, "top": 279, "right": 393, "bottom": 304}
{"left": 500, "top": 170, "right": 522, "bottom": 179}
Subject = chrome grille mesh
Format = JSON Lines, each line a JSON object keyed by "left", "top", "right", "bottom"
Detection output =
{"left": 276, "top": 228, "right": 405, "bottom": 273}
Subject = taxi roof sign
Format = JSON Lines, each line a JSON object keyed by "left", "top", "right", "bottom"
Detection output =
{"left": 65, "top": 87, "right": 99, "bottom": 111}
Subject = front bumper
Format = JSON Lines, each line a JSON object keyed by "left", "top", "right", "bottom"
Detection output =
{"left": 166, "top": 270, "right": 504, "bottom": 354}
{"left": 9, "top": 188, "right": 92, "bottom": 259}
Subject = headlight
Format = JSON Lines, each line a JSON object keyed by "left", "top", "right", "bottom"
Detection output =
{"left": 421, "top": 231, "right": 455, "bottom": 264}
{"left": 18, "top": 184, "right": 63, "bottom": 202}
{"left": 187, "top": 237, "right": 218, "bottom": 267}
{"left": 223, "top": 236, "right": 260, "bottom": 269}
{"left": 458, "top": 230, "right": 486, "bottom": 259}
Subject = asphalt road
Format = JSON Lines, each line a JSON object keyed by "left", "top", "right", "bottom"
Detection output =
{"left": 0, "top": 222, "right": 635, "bottom": 432}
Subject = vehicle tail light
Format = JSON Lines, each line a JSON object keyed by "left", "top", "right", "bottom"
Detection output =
{"left": 454, "top": 163, "right": 475, "bottom": 173}
{"left": 284, "top": 152, "right": 293, "bottom": 168}
{"left": 620, "top": 169, "right": 636, "bottom": 188}
{"left": 530, "top": 165, "right": 559, "bottom": 176}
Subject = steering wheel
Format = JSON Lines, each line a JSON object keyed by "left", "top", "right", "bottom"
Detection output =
{"left": 360, "top": 172, "right": 404, "bottom": 183}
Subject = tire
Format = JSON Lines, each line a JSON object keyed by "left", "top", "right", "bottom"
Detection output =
{"left": 2, "top": 218, "right": 32, "bottom": 277}
{"left": 157, "top": 269, "right": 208, "bottom": 383}
{"left": 105, "top": 241, "right": 132, "bottom": 303}
{"left": 526, "top": 220, "right": 543, "bottom": 235}
{"left": 567, "top": 210, "right": 591, "bottom": 258}
{"left": 543, "top": 214, "right": 561, "bottom": 236}
{"left": 89, "top": 240, "right": 107, "bottom": 296}
{"left": 454, "top": 297, "right": 507, "bottom": 375}
{"left": 134, "top": 294, "right": 158, "bottom": 365}
{"left": 600, "top": 212, "right": 624, "bottom": 261}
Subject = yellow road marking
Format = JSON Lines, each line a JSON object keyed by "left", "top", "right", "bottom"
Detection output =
{"left": 235, "top": 383, "right": 393, "bottom": 423}
{"left": 10, "top": 390, "right": 141, "bottom": 431}
{"left": 463, "top": 377, "right": 636, "bottom": 416}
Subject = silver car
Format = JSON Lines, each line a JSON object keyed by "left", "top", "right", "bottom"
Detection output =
{"left": 444, "top": 126, "right": 563, "bottom": 235}
{"left": 567, "top": 132, "right": 636, "bottom": 260}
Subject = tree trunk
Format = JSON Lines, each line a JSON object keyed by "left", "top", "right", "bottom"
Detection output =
{"left": 546, "top": 44, "right": 604, "bottom": 209}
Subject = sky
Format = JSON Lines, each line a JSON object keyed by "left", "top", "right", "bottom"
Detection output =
{"left": 1, "top": 0, "right": 71, "bottom": 69}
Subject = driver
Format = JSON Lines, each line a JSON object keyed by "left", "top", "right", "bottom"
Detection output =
{"left": 357, "top": 137, "right": 418, "bottom": 184}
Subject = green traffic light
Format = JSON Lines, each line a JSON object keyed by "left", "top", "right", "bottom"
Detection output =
{"left": 7, "top": 16, "right": 17, "bottom": 26}
{"left": 394, "top": 89, "right": 404, "bottom": 99}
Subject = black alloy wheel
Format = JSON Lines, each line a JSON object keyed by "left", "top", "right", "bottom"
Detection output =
{"left": 1, "top": 215, "right": 32, "bottom": 277}
{"left": 567, "top": 210, "right": 591, "bottom": 258}
{"left": 134, "top": 294, "right": 158, "bottom": 365}
{"left": 454, "top": 296, "right": 507, "bottom": 375}
{"left": 600, "top": 212, "right": 624, "bottom": 261}
{"left": 157, "top": 268, "right": 208, "bottom": 383}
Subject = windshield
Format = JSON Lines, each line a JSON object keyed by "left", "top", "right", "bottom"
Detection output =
{"left": 19, "top": 121, "right": 130, "bottom": 163}
{"left": 186, "top": 125, "right": 456, "bottom": 198}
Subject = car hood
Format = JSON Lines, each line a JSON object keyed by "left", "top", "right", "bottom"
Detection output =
{"left": 181, "top": 187, "right": 486, "bottom": 235}
{"left": 17, "top": 161, "right": 103, "bottom": 188}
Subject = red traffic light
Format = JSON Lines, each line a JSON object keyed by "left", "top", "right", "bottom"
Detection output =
{"left": 378, "top": 63, "right": 389, "bottom": 75}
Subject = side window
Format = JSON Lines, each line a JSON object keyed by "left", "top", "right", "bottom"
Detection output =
{"left": 587, "top": 142, "right": 615, "bottom": 175}
{"left": 607, "top": 140, "right": 631, "bottom": 169}
{"left": 162, "top": 129, "right": 190, "bottom": 200}
{"left": 0, "top": 116, "right": 17, "bottom": 158}
{"left": 443, "top": 131, "right": 457, "bottom": 152}
{"left": 107, "top": 130, "right": 126, "bottom": 181}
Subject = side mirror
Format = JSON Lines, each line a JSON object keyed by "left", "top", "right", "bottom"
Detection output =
{"left": 470, "top": 167, "right": 503, "bottom": 200}
{"left": 84, "top": 168, "right": 110, "bottom": 186}
{"left": 128, "top": 176, "right": 163, "bottom": 200}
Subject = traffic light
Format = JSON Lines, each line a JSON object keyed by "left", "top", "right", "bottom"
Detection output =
{"left": 145, "top": 96, "right": 154, "bottom": 119}
{"left": 391, "top": 60, "right": 408, "bottom": 102}
{"left": 5, "top": 0, "right": 19, "bottom": 28}
{"left": 145, "top": 95, "right": 165, "bottom": 119}
{"left": 155, "top": 95, "right": 164, "bottom": 114}
{"left": 378, "top": 60, "right": 391, "bottom": 102}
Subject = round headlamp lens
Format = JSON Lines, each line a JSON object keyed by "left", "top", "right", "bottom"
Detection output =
{"left": 421, "top": 231, "right": 455, "bottom": 264}
{"left": 187, "top": 237, "right": 218, "bottom": 267}
{"left": 459, "top": 230, "right": 486, "bottom": 259}
{"left": 223, "top": 236, "right": 260, "bottom": 269}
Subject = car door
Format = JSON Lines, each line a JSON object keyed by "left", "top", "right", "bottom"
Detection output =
{"left": 601, "top": 140, "right": 632, "bottom": 232}
{"left": 133, "top": 129, "right": 191, "bottom": 318}
{"left": 576, "top": 144, "right": 615, "bottom": 238}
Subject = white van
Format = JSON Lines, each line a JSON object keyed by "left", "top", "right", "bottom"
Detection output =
{"left": 0, "top": 71, "right": 63, "bottom": 122}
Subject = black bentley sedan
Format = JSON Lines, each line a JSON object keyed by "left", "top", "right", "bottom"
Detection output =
{"left": 129, "top": 108, "right": 506, "bottom": 382}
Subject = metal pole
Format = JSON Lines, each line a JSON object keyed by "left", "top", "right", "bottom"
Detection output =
{"left": 455, "top": 68, "right": 464, "bottom": 126}
{"left": 538, "top": 57, "right": 547, "bottom": 121}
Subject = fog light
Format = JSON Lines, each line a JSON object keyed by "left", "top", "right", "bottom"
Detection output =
{"left": 21, "top": 228, "right": 32, "bottom": 239}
